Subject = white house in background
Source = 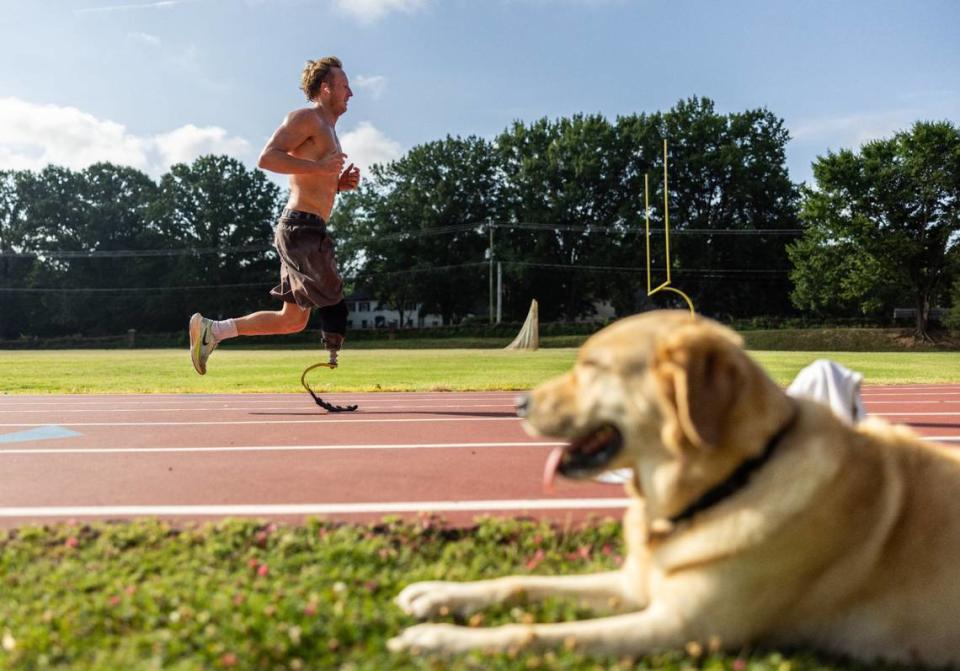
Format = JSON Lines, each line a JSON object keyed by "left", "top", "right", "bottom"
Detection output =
{"left": 343, "top": 293, "right": 615, "bottom": 330}
{"left": 344, "top": 292, "right": 444, "bottom": 329}
{"left": 588, "top": 300, "right": 617, "bottom": 322}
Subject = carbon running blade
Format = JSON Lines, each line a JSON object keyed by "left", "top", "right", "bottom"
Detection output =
{"left": 300, "top": 360, "right": 359, "bottom": 413}
{"left": 304, "top": 386, "right": 359, "bottom": 413}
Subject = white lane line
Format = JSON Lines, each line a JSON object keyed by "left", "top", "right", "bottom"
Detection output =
{"left": 0, "top": 499, "right": 632, "bottom": 518}
{"left": 0, "top": 441, "right": 564, "bottom": 455}
{"left": 0, "top": 403, "right": 516, "bottom": 414}
{"left": 0, "top": 417, "right": 521, "bottom": 427}
{"left": 863, "top": 386, "right": 960, "bottom": 390}
{"left": 874, "top": 412, "right": 960, "bottom": 417}
{"left": 862, "top": 392, "right": 960, "bottom": 397}
{"left": 2, "top": 437, "right": 955, "bottom": 454}
{"left": 0, "top": 395, "right": 522, "bottom": 404}
{"left": 5, "top": 401, "right": 952, "bottom": 416}
{"left": 13, "top": 414, "right": 955, "bottom": 426}
{"left": 0, "top": 393, "right": 524, "bottom": 406}
{"left": 865, "top": 400, "right": 960, "bottom": 405}
{"left": 3, "top": 391, "right": 957, "bottom": 409}
{"left": 0, "top": 391, "right": 522, "bottom": 397}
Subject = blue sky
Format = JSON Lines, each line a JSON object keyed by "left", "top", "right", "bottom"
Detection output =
{"left": 1, "top": 0, "right": 958, "bottom": 186}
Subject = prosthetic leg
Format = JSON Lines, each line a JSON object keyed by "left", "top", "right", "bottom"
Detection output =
{"left": 300, "top": 302, "right": 358, "bottom": 413}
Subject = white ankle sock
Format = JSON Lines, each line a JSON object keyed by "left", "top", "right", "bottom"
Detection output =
{"left": 211, "top": 319, "right": 238, "bottom": 342}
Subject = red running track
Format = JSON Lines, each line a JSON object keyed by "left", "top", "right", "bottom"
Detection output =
{"left": 1, "top": 386, "right": 959, "bottom": 528}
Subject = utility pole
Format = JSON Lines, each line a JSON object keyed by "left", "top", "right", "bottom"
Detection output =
{"left": 488, "top": 223, "right": 494, "bottom": 324}
{"left": 496, "top": 261, "right": 502, "bottom": 324}
{"left": 0, "top": 212, "right": 6, "bottom": 340}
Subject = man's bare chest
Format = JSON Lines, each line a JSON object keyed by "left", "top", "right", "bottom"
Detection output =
{"left": 292, "top": 123, "right": 341, "bottom": 161}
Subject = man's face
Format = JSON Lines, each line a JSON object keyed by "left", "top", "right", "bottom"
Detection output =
{"left": 323, "top": 68, "right": 352, "bottom": 115}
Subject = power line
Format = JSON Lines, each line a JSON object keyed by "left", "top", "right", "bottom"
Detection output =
{"left": 0, "top": 245, "right": 275, "bottom": 259}
{"left": 0, "top": 282, "right": 274, "bottom": 294}
{"left": 494, "top": 223, "right": 802, "bottom": 235}
{"left": 502, "top": 261, "right": 789, "bottom": 275}
{"left": 0, "top": 264, "right": 492, "bottom": 293}
{"left": 352, "top": 262, "right": 488, "bottom": 278}
{"left": 0, "top": 260, "right": 790, "bottom": 293}
{"left": 0, "top": 223, "right": 803, "bottom": 259}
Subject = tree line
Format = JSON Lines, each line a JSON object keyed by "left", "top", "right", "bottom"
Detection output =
{"left": 0, "top": 156, "right": 283, "bottom": 340}
{"left": 1, "top": 97, "right": 957, "bottom": 340}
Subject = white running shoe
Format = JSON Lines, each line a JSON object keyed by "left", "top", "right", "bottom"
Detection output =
{"left": 189, "top": 313, "right": 218, "bottom": 375}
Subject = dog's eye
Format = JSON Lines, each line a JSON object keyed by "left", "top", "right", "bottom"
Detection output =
{"left": 578, "top": 360, "right": 603, "bottom": 376}
{"left": 580, "top": 356, "right": 606, "bottom": 370}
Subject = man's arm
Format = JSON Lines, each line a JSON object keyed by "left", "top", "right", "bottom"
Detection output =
{"left": 257, "top": 110, "right": 346, "bottom": 176}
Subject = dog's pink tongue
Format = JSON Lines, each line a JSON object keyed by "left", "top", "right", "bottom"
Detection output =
{"left": 543, "top": 446, "right": 565, "bottom": 493}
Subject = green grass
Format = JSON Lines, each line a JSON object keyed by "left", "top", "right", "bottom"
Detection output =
{"left": 1, "top": 347, "right": 958, "bottom": 394}
{"left": 0, "top": 517, "right": 917, "bottom": 671}
{"left": 749, "top": 351, "right": 960, "bottom": 386}
{"left": 1, "top": 343, "right": 955, "bottom": 670}
{"left": 0, "top": 348, "right": 576, "bottom": 394}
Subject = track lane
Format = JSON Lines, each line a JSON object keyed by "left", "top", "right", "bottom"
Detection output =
{"left": 1, "top": 387, "right": 959, "bottom": 527}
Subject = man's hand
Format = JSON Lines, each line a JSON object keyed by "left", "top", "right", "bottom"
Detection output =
{"left": 337, "top": 163, "right": 361, "bottom": 192}
{"left": 316, "top": 152, "right": 348, "bottom": 177}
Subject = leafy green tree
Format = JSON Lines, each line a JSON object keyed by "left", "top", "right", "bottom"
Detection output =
{"left": 789, "top": 121, "right": 960, "bottom": 339}
{"left": 332, "top": 136, "right": 500, "bottom": 325}
{"left": 497, "top": 114, "right": 633, "bottom": 322}
{"left": 617, "top": 99, "right": 800, "bottom": 319}
{"left": 329, "top": 179, "right": 423, "bottom": 328}
{"left": 73, "top": 163, "right": 162, "bottom": 333}
{"left": 5, "top": 163, "right": 166, "bottom": 336}
{"left": 3, "top": 166, "right": 92, "bottom": 336}
{"left": 0, "top": 170, "right": 32, "bottom": 339}
{"left": 153, "top": 155, "right": 284, "bottom": 329}
{"left": 946, "top": 277, "right": 960, "bottom": 330}
{"left": 496, "top": 101, "right": 799, "bottom": 321}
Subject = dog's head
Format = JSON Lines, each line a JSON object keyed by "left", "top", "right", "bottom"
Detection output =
{"left": 519, "top": 311, "right": 794, "bottom": 519}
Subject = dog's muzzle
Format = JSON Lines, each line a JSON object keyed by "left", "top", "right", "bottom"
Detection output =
{"left": 514, "top": 393, "right": 531, "bottom": 418}
{"left": 559, "top": 425, "right": 624, "bottom": 478}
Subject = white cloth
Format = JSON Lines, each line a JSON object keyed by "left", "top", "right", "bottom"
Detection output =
{"left": 593, "top": 469, "right": 632, "bottom": 484}
{"left": 786, "top": 359, "right": 865, "bottom": 424}
{"left": 595, "top": 358, "right": 866, "bottom": 485}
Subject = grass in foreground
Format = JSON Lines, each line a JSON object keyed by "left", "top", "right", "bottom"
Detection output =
{"left": 0, "top": 517, "right": 917, "bottom": 671}
{"left": 0, "top": 348, "right": 958, "bottom": 394}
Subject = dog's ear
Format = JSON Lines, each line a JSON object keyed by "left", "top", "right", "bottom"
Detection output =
{"left": 652, "top": 323, "right": 745, "bottom": 451}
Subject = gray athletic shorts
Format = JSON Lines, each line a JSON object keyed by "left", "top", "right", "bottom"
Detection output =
{"left": 269, "top": 209, "right": 344, "bottom": 310}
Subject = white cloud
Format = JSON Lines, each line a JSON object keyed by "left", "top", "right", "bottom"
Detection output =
{"left": 790, "top": 93, "right": 960, "bottom": 150}
{"left": 791, "top": 111, "right": 917, "bottom": 148}
{"left": 332, "top": 0, "right": 428, "bottom": 24}
{"left": 353, "top": 74, "right": 387, "bottom": 100}
{"left": 0, "top": 97, "right": 250, "bottom": 176}
{"left": 127, "top": 31, "right": 162, "bottom": 46}
{"left": 75, "top": 1, "right": 191, "bottom": 14}
{"left": 0, "top": 98, "right": 150, "bottom": 172}
{"left": 153, "top": 124, "right": 251, "bottom": 166}
{"left": 0, "top": 99, "right": 402, "bottom": 186}
{"left": 339, "top": 121, "right": 403, "bottom": 174}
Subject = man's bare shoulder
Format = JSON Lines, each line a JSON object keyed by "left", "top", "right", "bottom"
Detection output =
{"left": 283, "top": 106, "right": 326, "bottom": 128}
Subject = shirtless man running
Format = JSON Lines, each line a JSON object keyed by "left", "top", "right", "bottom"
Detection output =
{"left": 189, "top": 56, "right": 360, "bottom": 375}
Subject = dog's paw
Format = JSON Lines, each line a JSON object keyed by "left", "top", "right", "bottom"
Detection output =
{"left": 387, "top": 623, "right": 460, "bottom": 653}
{"left": 388, "top": 623, "right": 528, "bottom": 654}
{"left": 394, "top": 581, "right": 479, "bottom": 619}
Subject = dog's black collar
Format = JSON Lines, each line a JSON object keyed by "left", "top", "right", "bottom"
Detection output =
{"left": 668, "top": 403, "right": 798, "bottom": 529}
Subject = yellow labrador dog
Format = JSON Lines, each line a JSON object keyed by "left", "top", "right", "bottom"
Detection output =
{"left": 389, "top": 311, "right": 960, "bottom": 666}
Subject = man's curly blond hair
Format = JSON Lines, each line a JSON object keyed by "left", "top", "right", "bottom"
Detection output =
{"left": 300, "top": 56, "right": 343, "bottom": 101}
